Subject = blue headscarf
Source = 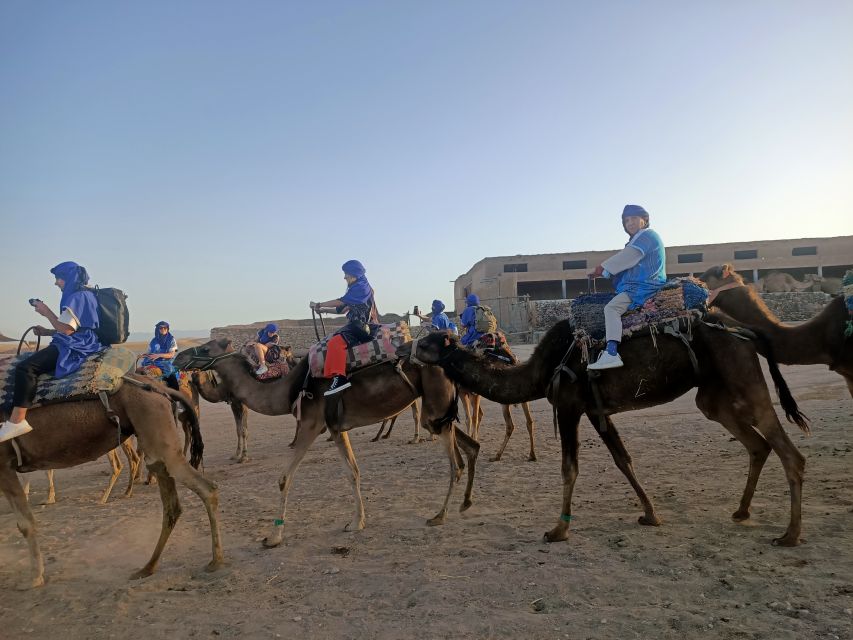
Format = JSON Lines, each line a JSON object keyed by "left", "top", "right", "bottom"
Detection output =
{"left": 466, "top": 294, "right": 480, "bottom": 306}
{"left": 257, "top": 323, "right": 278, "bottom": 344}
{"left": 431, "top": 299, "right": 445, "bottom": 314}
{"left": 151, "top": 321, "right": 173, "bottom": 352}
{"left": 340, "top": 260, "right": 374, "bottom": 306}
{"left": 51, "top": 261, "right": 90, "bottom": 312}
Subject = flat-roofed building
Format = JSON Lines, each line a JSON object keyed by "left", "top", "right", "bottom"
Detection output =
{"left": 454, "top": 235, "right": 853, "bottom": 317}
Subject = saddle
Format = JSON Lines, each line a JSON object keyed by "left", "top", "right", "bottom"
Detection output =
{"left": 1, "top": 347, "right": 137, "bottom": 412}
{"left": 240, "top": 343, "right": 292, "bottom": 380}
{"left": 308, "top": 321, "right": 412, "bottom": 378}
{"left": 473, "top": 332, "right": 517, "bottom": 364}
{"left": 570, "top": 277, "right": 710, "bottom": 342}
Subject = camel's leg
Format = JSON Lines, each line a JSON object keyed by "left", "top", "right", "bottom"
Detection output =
{"left": 460, "top": 393, "right": 474, "bottom": 436}
{"left": 44, "top": 470, "right": 56, "bottom": 505}
{"left": 130, "top": 461, "right": 181, "bottom": 579}
{"left": 371, "top": 417, "right": 391, "bottom": 442}
{"left": 588, "top": 413, "right": 661, "bottom": 526}
{"left": 0, "top": 469, "right": 45, "bottom": 588}
{"left": 134, "top": 438, "right": 146, "bottom": 482}
{"left": 490, "top": 404, "right": 516, "bottom": 462}
{"left": 695, "top": 387, "right": 772, "bottom": 522}
{"left": 99, "top": 448, "right": 123, "bottom": 505}
{"left": 409, "top": 400, "right": 427, "bottom": 443}
{"left": 332, "top": 430, "right": 366, "bottom": 532}
{"left": 383, "top": 414, "right": 398, "bottom": 440}
{"left": 471, "top": 395, "right": 482, "bottom": 441}
{"left": 521, "top": 402, "right": 536, "bottom": 461}
{"left": 230, "top": 402, "right": 249, "bottom": 462}
{"left": 121, "top": 439, "right": 141, "bottom": 498}
{"left": 427, "top": 427, "right": 462, "bottom": 526}
{"left": 455, "top": 428, "right": 480, "bottom": 511}
{"left": 263, "top": 417, "right": 326, "bottom": 548}
{"left": 544, "top": 407, "right": 583, "bottom": 542}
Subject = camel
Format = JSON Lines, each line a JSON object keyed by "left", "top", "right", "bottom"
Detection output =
{"left": 173, "top": 339, "right": 480, "bottom": 547}
{"left": 370, "top": 400, "right": 427, "bottom": 443}
{"left": 759, "top": 271, "right": 814, "bottom": 293}
{"left": 190, "top": 370, "right": 252, "bottom": 462}
{"left": 403, "top": 319, "right": 810, "bottom": 546}
{"left": 803, "top": 274, "right": 843, "bottom": 295}
{"left": 701, "top": 264, "right": 853, "bottom": 399}
{"left": 0, "top": 376, "right": 223, "bottom": 588}
{"left": 459, "top": 388, "right": 537, "bottom": 462}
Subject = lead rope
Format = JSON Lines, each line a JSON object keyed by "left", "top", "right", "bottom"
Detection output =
{"left": 547, "top": 341, "right": 577, "bottom": 438}
{"left": 99, "top": 390, "right": 123, "bottom": 449}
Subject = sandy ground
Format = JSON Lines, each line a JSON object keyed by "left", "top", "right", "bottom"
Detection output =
{"left": 1, "top": 346, "right": 851, "bottom": 639}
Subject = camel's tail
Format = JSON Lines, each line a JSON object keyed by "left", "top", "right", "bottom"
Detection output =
{"left": 163, "top": 387, "right": 205, "bottom": 467}
{"left": 749, "top": 330, "right": 811, "bottom": 434}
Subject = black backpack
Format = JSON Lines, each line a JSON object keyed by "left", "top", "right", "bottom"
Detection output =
{"left": 91, "top": 286, "right": 130, "bottom": 344}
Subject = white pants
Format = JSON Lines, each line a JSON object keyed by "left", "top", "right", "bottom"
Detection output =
{"left": 604, "top": 292, "right": 632, "bottom": 343}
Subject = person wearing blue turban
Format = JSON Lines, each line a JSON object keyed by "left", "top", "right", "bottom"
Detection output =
{"left": 459, "top": 293, "right": 486, "bottom": 347}
{"left": 587, "top": 204, "right": 667, "bottom": 370}
{"left": 139, "top": 321, "right": 180, "bottom": 383}
{"left": 414, "top": 299, "right": 457, "bottom": 334}
{"left": 0, "top": 261, "right": 105, "bottom": 442}
{"left": 248, "top": 323, "right": 281, "bottom": 376}
{"left": 310, "top": 259, "right": 379, "bottom": 395}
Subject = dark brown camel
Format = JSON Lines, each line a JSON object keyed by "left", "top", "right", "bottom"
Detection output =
{"left": 0, "top": 377, "right": 223, "bottom": 588}
{"left": 403, "top": 319, "right": 809, "bottom": 546}
{"left": 173, "top": 340, "right": 480, "bottom": 547}
{"left": 700, "top": 264, "right": 853, "bottom": 399}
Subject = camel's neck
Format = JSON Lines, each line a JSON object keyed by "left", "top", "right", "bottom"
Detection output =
{"left": 212, "top": 359, "right": 298, "bottom": 415}
{"left": 714, "top": 287, "right": 836, "bottom": 365}
{"left": 442, "top": 350, "right": 545, "bottom": 404}
{"left": 195, "top": 374, "right": 228, "bottom": 403}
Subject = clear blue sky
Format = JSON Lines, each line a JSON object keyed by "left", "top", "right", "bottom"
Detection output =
{"left": 2, "top": 0, "right": 851, "bottom": 337}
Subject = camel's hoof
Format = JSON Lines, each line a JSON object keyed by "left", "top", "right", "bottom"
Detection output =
{"left": 426, "top": 515, "right": 447, "bottom": 527}
{"left": 237, "top": 456, "right": 249, "bottom": 464}
{"left": 369, "top": 437, "right": 380, "bottom": 443}
{"left": 459, "top": 499, "right": 473, "bottom": 513}
{"left": 343, "top": 520, "right": 365, "bottom": 532}
{"left": 731, "top": 509, "right": 751, "bottom": 522}
{"left": 19, "top": 575, "right": 45, "bottom": 590}
{"left": 262, "top": 536, "right": 282, "bottom": 548}
{"left": 129, "top": 567, "right": 155, "bottom": 580}
{"left": 205, "top": 559, "right": 225, "bottom": 573}
{"left": 543, "top": 527, "right": 569, "bottom": 543}
{"left": 771, "top": 535, "right": 802, "bottom": 547}
{"left": 638, "top": 514, "right": 662, "bottom": 526}
{"left": 528, "top": 455, "right": 537, "bottom": 462}
{"left": 488, "top": 455, "right": 501, "bottom": 462}
{"left": 407, "top": 438, "right": 421, "bottom": 445}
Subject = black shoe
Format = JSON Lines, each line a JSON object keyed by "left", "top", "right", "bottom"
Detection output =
{"left": 324, "top": 375, "right": 352, "bottom": 396}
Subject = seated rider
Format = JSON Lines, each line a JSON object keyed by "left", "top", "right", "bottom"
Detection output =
{"left": 139, "top": 321, "right": 179, "bottom": 388}
{"left": 0, "top": 261, "right": 105, "bottom": 443}
{"left": 310, "top": 259, "right": 379, "bottom": 396}
{"left": 414, "top": 299, "right": 457, "bottom": 334}
{"left": 459, "top": 294, "right": 484, "bottom": 347}
{"left": 587, "top": 204, "right": 667, "bottom": 370}
{"left": 248, "top": 323, "right": 280, "bottom": 376}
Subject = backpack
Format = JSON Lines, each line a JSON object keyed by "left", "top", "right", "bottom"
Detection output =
{"left": 91, "top": 286, "right": 130, "bottom": 345}
{"left": 474, "top": 305, "right": 497, "bottom": 334}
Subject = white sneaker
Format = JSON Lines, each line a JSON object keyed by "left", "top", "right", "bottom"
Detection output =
{"left": 587, "top": 351, "right": 624, "bottom": 371}
{"left": 255, "top": 364, "right": 269, "bottom": 376}
{"left": 0, "top": 419, "right": 34, "bottom": 443}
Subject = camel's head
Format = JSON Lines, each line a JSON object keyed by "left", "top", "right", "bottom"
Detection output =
{"left": 698, "top": 264, "right": 743, "bottom": 289}
{"left": 396, "top": 330, "right": 458, "bottom": 365}
{"left": 173, "top": 338, "right": 235, "bottom": 371}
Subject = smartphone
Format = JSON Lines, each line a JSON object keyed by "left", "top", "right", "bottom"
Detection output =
{"left": 413, "top": 305, "right": 420, "bottom": 315}
{"left": 29, "top": 298, "right": 42, "bottom": 306}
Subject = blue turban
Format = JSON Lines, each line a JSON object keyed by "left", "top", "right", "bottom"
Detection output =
{"left": 50, "top": 261, "right": 90, "bottom": 311}
{"left": 622, "top": 204, "right": 649, "bottom": 219}
{"left": 257, "top": 323, "right": 279, "bottom": 344}
{"left": 152, "top": 321, "right": 174, "bottom": 352}
{"left": 466, "top": 294, "right": 480, "bottom": 306}
{"left": 431, "top": 299, "right": 445, "bottom": 314}
{"left": 341, "top": 260, "right": 366, "bottom": 278}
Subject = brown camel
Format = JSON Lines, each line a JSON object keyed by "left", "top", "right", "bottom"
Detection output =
{"left": 759, "top": 271, "right": 814, "bottom": 293}
{"left": 459, "top": 388, "right": 537, "bottom": 462}
{"left": 403, "top": 319, "right": 809, "bottom": 546}
{"left": 0, "top": 376, "right": 223, "bottom": 588}
{"left": 701, "top": 264, "right": 853, "bottom": 399}
{"left": 370, "top": 400, "right": 427, "bottom": 443}
{"left": 173, "top": 340, "right": 480, "bottom": 547}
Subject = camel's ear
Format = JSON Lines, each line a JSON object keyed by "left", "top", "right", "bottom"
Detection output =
{"left": 217, "top": 338, "right": 232, "bottom": 350}
{"left": 721, "top": 263, "right": 734, "bottom": 278}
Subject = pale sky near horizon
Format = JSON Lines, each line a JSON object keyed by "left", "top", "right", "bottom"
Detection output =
{"left": 1, "top": 0, "right": 851, "bottom": 338}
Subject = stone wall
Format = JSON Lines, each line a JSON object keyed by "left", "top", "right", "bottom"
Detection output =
{"left": 528, "top": 292, "right": 833, "bottom": 332}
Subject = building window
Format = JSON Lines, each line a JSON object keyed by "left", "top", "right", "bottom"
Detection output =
{"left": 734, "top": 249, "right": 758, "bottom": 260}
{"left": 562, "top": 259, "right": 587, "bottom": 270}
{"left": 503, "top": 263, "right": 528, "bottom": 273}
{"left": 677, "top": 253, "right": 703, "bottom": 264}
{"left": 792, "top": 246, "right": 817, "bottom": 256}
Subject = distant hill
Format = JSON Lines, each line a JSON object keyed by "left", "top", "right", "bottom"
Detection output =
{"left": 127, "top": 329, "right": 209, "bottom": 343}
{"left": 0, "top": 333, "right": 15, "bottom": 342}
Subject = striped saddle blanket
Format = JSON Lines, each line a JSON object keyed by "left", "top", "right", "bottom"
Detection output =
{"left": 308, "top": 321, "right": 412, "bottom": 378}
{"left": 570, "top": 277, "right": 710, "bottom": 341}
{"left": 1, "top": 347, "right": 137, "bottom": 411}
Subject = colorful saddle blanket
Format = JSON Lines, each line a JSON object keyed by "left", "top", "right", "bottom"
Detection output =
{"left": 240, "top": 343, "right": 292, "bottom": 380}
{"left": 136, "top": 365, "right": 194, "bottom": 396}
{"left": 570, "top": 277, "right": 709, "bottom": 341}
{"left": 308, "top": 321, "right": 412, "bottom": 377}
{"left": 0, "top": 347, "right": 137, "bottom": 411}
{"left": 472, "top": 332, "right": 517, "bottom": 364}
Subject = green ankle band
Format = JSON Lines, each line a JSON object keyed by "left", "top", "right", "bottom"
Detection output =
{"left": 560, "top": 514, "right": 573, "bottom": 523}
{"left": 274, "top": 519, "right": 284, "bottom": 526}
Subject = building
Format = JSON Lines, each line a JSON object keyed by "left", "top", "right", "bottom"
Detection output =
{"left": 453, "top": 235, "right": 853, "bottom": 326}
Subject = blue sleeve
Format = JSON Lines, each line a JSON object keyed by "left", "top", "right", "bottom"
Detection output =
{"left": 168, "top": 337, "right": 178, "bottom": 351}
{"left": 149, "top": 339, "right": 158, "bottom": 353}
{"left": 460, "top": 306, "right": 475, "bottom": 328}
{"left": 629, "top": 230, "right": 663, "bottom": 256}
{"left": 432, "top": 314, "right": 449, "bottom": 330}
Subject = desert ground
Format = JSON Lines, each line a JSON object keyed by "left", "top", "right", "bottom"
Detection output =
{"left": 1, "top": 343, "right": 851, "bottom": 639}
